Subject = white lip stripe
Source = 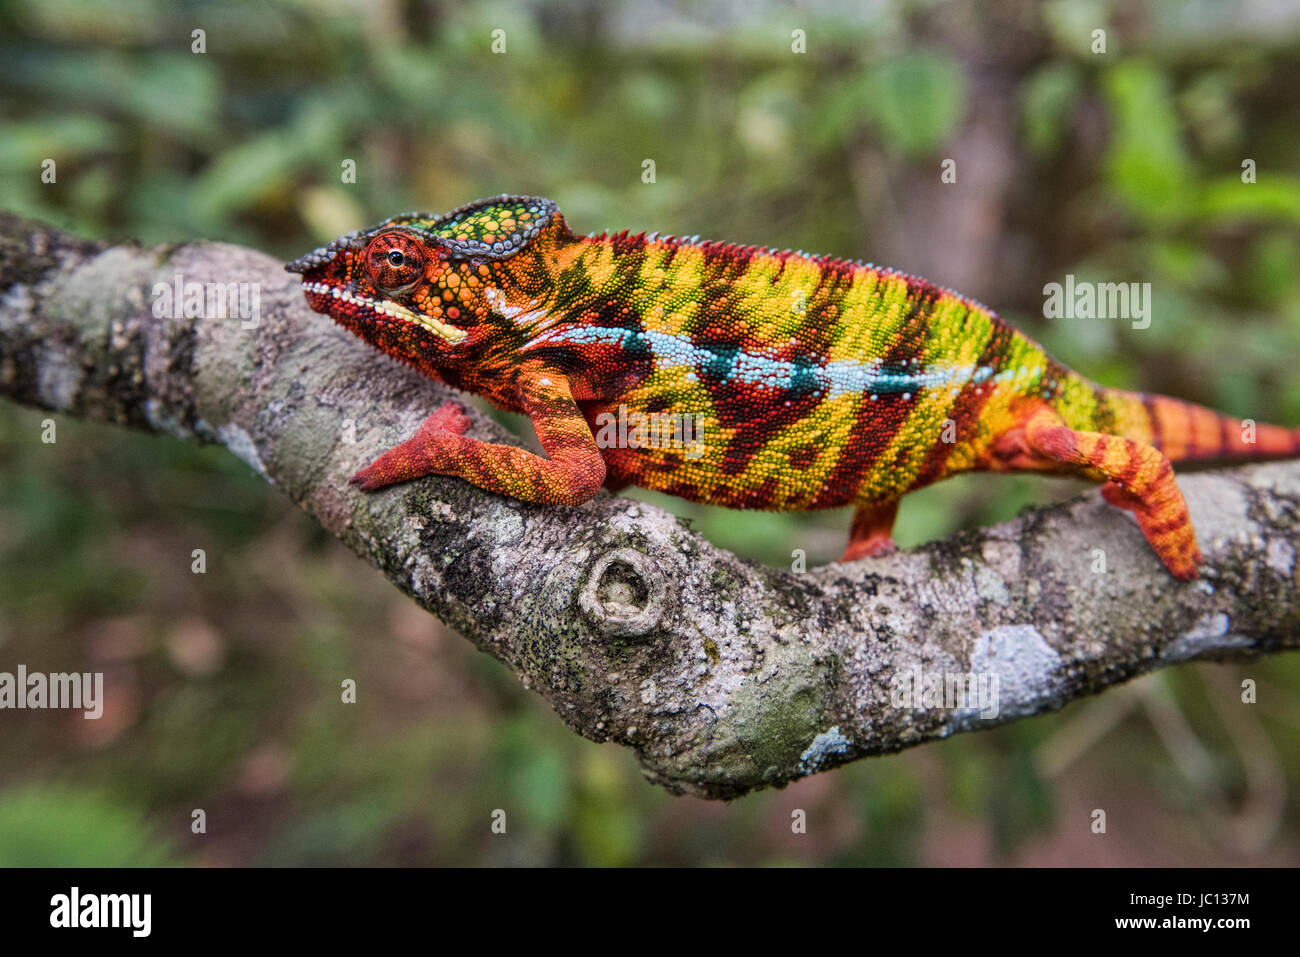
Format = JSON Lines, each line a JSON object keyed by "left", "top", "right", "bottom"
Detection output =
{"left": 301, "top": 281, "right": 466, "bottom": 343}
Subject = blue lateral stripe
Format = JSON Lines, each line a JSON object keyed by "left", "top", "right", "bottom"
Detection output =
{"left": 532, "top": 325, "right": 1006, "bottom": 397}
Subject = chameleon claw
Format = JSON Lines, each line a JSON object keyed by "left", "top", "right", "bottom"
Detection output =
{"left": 348, "top": 467, "right": 389, "bottom": 491}
{"left": 840, "top": 536, "right": 897, "bottom": 562}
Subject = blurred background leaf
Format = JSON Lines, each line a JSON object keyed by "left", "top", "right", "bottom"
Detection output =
{"left": 0, "top": 785, "right": 178, "bottom": 866}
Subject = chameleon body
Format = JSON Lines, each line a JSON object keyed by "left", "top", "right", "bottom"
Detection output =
{"left": 287, "top": 194, "right": 1300, "bottom": 580}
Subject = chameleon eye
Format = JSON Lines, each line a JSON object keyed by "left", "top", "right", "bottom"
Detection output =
{"left": 365, "top": 232, "right": 425, "bottom": 293}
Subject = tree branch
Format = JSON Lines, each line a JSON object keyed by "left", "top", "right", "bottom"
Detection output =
{"left": 2, "top": 213, "right": 1297, "bottom": 799}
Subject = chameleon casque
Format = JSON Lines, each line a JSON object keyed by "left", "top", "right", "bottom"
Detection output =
{"left": 287, "top": 194, "right": 1300, "bottom": 580}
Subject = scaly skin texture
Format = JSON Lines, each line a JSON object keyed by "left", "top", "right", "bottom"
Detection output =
{"left": 287, "top": 194, "right": 1300, "bottom": 580}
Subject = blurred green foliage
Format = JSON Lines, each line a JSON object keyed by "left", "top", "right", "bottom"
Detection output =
{"left": 0, "top": 785, "right": 177, "bottom": 866}
{"left": 1, "top": 0, "right": 1299, "bottom": 866}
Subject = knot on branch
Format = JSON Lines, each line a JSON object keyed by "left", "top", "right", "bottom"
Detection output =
{"left": 578, "top": 547, "right": 669, "bottom": 637}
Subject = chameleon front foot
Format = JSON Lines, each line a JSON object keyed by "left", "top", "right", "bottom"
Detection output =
{"left": 349, "top": 368, "right": 606, "bottom": 504}
{"left": 350, "top": 402, "right": 472, "bottom": 491}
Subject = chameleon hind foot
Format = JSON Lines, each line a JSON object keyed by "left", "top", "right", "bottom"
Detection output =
{"left": 1018, "top": 406, "right": 1202, "bottom": 580}
{"left": 841, "top": 500, "right": 900, "bottom": 562}
{"left": 1097, "top": 479, "right": 1202, "bottom": 580}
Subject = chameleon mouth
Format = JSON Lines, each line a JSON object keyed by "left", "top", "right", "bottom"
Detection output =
{"left": 300, "top": 280, "right": 466, "bottom": 344}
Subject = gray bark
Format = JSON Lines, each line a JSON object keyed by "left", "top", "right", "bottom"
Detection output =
{"left": 2, "top": 213, "right": 1297, "bottom": 799}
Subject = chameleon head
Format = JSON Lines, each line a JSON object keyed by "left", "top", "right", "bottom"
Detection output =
{"left": 285, "top": 195, "right": 559, "bottom": 370}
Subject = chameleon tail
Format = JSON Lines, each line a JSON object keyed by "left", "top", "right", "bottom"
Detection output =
{"left": 1097, "top": 387, "right": 1300, "bottom": 464}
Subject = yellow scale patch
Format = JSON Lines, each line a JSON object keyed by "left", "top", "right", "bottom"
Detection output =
{"left": 1100, "top": 388, "right": 1155, "bottom": 445}
{"left": 1052, "top": 373, "right": 1101, "bottom": 433}
{"left": 724, "top": 253, "right": 827, "bottom": 344}
{"left": 578, "top": 241, "right": 619, "bottom": 296}
{"left": 636, "top": 242, "right": 705, "bottom": 338}
{"left": 826, "top": 271, "right": 915, "bottom": 362}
